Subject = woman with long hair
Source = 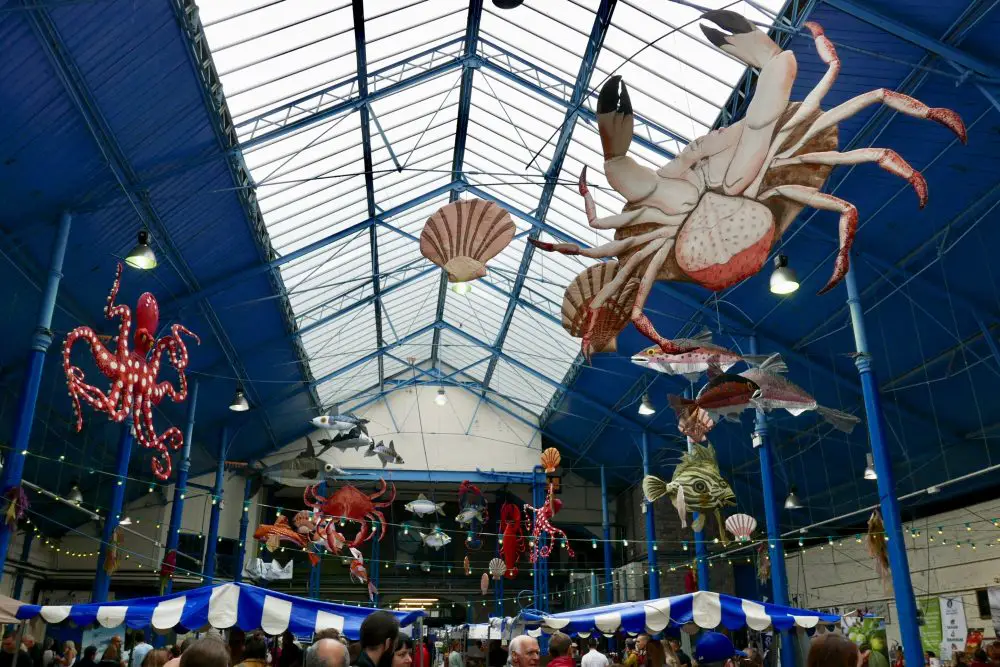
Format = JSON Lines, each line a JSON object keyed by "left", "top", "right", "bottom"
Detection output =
{"left": 645, "top": 640, "right": 666, "bottom": 667}
{"left": 808, "top": 634, "right": 860, "bottom": 667}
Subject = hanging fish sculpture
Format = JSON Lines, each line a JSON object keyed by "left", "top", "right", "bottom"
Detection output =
{"left": 421, "top": 527, "right": 452, "bottom": 550}
{"left": 631, "top": 329, "right": 775, "bottom": 379}
{"left": 226, "top": 436, "right": 346, "bottom": 498}
{"left": 562, "top": 262, "right": 639, "bottom": 359}
{"left": 365, "top": 440, "right": 404, "bottom": 467}
{"left": 741, "top": 356, "right": 861, "bottom": 432}
{"left": 406, "top": 493, "right": 446, "bottom": 517}
{"left": 866, "top": 510, "right": 890, "bottom": 586}
{"left": 420, "top": 199, "right": 515, "bottom": 282}
{"left": 756, "top": 542, "right": 771, "bottom": 584}
{"left": 642, "top": 443, "right": 736, "bottom": 543}
{"left": 311, "top": 413, "right": 369, "bottom": 434}
{"left": 348, "top": 547, "right": 378, "bottom": 602}
{"left": 458, "top": 481, "right": 488, "bottom": 549}
{"left": 480, "top": 572, "right": 490, "bottom": 595}
{"left": 253, "top": 515, "right": 320, "bottom": 566}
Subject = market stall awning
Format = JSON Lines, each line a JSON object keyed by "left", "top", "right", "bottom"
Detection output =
{"left": 11, "top": 583, "right": 422, "bottom": 638}
{"left": 523, "top": 591, "right": 839, "bottom": 636}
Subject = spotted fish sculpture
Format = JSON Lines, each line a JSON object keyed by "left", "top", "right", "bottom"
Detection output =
{"left": 642, "top": 442, "right": 736, "bottom": 544}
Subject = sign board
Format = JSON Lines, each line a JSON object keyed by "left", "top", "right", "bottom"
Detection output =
{"left": 918, "top": 597, "right": 943, "bottom": 653}
{"left": 939, "top": 596, "right": 968, "bottom": 660}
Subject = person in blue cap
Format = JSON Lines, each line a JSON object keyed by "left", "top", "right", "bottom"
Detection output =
{"left": 693, "top": 633, "right": 746, "bottom": 667}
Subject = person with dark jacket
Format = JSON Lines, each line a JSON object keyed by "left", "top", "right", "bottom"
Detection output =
{"left": 78, "top": 647, "right": 99, "bottom": 667}
{"left": 353, "top": 611, "right": 399, "bottom": 667}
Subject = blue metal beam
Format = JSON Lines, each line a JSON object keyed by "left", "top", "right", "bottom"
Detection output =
{"left": 335, "top": 469, "right": 534, "bottom": 484}
{"left": 353, "top": 0, "right": 386, "bottom": 391}
{"left": 431, "top": 0, "right": 485, "bottom": 370}
{"left": 823, "top": 0, "right": 1000, "bottom": 79}
{"left": 483, "top": 0, "right": 619, "bottom": 391}
{"left": 310, "top": 322, "right": 439, "bottom": 388}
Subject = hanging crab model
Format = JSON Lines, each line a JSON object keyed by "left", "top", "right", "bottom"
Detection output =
{"left": 63, "top": 263, "right": 199, "bottom": 480}
{"left": 525, "top": 484, "right": 575, "bottom": 563}
{"left": 499, "top": 502, "right": 526, "bottom": 578}
{"left": 531, "top": 10, "right": 966, "bottom": 357}
{"left": 303, "top": 479, "right": 396, "bottom": 548}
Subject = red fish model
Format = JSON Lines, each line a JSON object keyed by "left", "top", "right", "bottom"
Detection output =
{"left": 348, "top": 547, "right": 377, "bottom": 601}
{"left": 498, "top": 503, "right": 525, "bottom": 578}
{"left": 631, "top": 329, "right": 775, "bottom": 379}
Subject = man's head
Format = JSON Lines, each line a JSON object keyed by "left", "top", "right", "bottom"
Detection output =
{"left": 244, "top": 636, "right": 268, "bottom": 661}
{"left": 509, "top": 636, "right": 540, "bottom": 667}
{"left": 314, "top": 629, "right": 342, "bottom": 642}
{"left": 85, "top": 647, "right": 98, "bottom": 661}
{"left": 360, "top": 611, "right": 400, "bottom": 666}
{"left": 548, "top": 633, "right": 572, "bottom": 658}
{"left": 133, "top": 631, "right": 148, "bottom": 646}
{"left": 694, "top": 632, "right": 746, "bottom": 667}
{"left": 23, "top": 635, "right": 35, "bottom": 649}
{"left": 306, "top": 639, "right": 349, "bottom": 667}
{"left": 637, "top": 636, "right": 650, "bottom": 651}
{"left": 588, "top": 639, "right": 599, "bottom": 651}
{"left": 667, "top": 638, "right": 681, "bottom": 653}
{"left": 180, "top": 637, "right": 230, "bottom": 667}
{"left": 2, "top": 636, "right": 17, "bottom": 654}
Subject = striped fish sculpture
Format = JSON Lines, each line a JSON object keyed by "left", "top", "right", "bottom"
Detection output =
{"left": 642, "top": 442, "right": 736, "bottom": 544}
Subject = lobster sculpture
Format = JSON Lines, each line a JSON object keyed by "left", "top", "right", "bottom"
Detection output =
{"left": 532, "top": 10, "right": 966, "bottom": 358}
{"left": 525, "top": 484, "right": 575, "bottom": 563}
{"left": 63, "top": 263, "right": 199, "bottom": 480}
{"left": 498, "top": 502, "right": 526, "bottom": 578}
{"left": 302, "top": 480, "right": 395, "bottom": 549}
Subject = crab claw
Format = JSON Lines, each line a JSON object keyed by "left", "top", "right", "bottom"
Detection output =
{"left": 578, "top": 165, "right": 589, "bottom": 197}
{"left": 597, "top": 76, "right": 633, "bottom": 159}
{"left": 700, "top": 9, "right": 781, "bottom": 68}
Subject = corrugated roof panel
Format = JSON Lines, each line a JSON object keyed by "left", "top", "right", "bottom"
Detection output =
{"left": 442, "top": 281, "right": 510, "bottom": 345}
{"left": 382, "top": 330, "right": 436, "bottom": 379}
{"left": 438, "top": 328, "right": 492, "bottom": 383}
{"left": 503, "top": 305, "right": 578, "bottom": 386}
{"left": 380, "top": 272, "right": 441, "bottom": 342}
{"left": 317, "top": 358, "right": 381, "bottom": 408}
{"left": 279, "top": 228, "right": 374, "bottom": 324}
{"left": 363, "top": 0, "right": 468, "bottom": 65}
{"left": 490, "top": 358, "right": 555, "bottom": 415}
{"left": 300, "top": 303, "right": 378, "bottom": 380}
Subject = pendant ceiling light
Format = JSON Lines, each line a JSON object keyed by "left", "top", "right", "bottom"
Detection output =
{"left": 125, "top": 230, "right": 157, "bottom": 270}
{"left": 435, "top": 387, "right": 448, "bottom": 406}
{"left": 863, "top": 452, "right": 877, "bottom": 480}
{"left": 769, "top": 255, "right": 799, "bottom": 295}
{"left": 784, "top": 485, "right": 803, "bottom": 510}
{"left": 450, "top": 282, "right": 472, "bottom": 295}
{"left": 229, "top": 384, "right": 250, "bottom": 412}
{"left": 638, "top": 392, "right": 655, "bottom": 416}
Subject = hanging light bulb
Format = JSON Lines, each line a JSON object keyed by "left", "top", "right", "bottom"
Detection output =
{"left": 67, "top": 483, "right": 83, "bottom": 506}
{"left": 435, "top": 388, "right": 448, "bottom": 407}
{"left": 769, "top": 255, "right": 799, "bottom": 295}
{"left": 863, "top": 453, "right": 877, "bottom": 480}
{"left": 784, "top": 485, "right": 803, "bottom": 510}
{"left": 638, "top": 393, "right": 655, "bottom": 416}
{"left": 450, "top": 282, "right": 473, "bottom": 295}
{"left": 125, "top": 230, "right": 157, "bottom": 270}
{"left": 230, "top": 384, "right": 250, "bottom": 412}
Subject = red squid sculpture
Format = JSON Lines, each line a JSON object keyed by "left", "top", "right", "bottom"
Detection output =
{"left": 499, "top": 502, "right": 525, "bottom": 578}
{"left": 303, "top": 479, "right": 395, "bottom": 548}
{"left": 63, "top": 263, "right": 199, "bottom": 480}
{"left": 525, "top": 483, "right": 575, "bottom": 563}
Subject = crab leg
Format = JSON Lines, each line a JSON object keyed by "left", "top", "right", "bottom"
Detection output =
{"left": 578, "top": 167, "right": 686, "bottom": 230}
{"left": 780, "top": 22, "right": 841, "bottom": 132}
{"left": 771, "top": 149, "right": 927, "bottom": 207}
{"left": 760, "top": 184, "right": 858, "bottom": 294}
{"left": 529, "top": 225, "right": 675, "bottom": 259}
{"left": 779, "top": 88, "right": 967, "bottom": 158}
{"left": 590, "top": 238, "right": 667, "bottom": 310}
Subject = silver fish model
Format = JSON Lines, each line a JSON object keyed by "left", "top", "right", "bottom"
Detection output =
{"left": 365, "top": 440, "right": 404, "bottom": 467}
{"left": 405, "top": 493, "right": 446, "bottom": 517}
{"left": 311, "top": 413, "right": 369, "bottom": 433}
{"left": 455, "top": 506, "right": 484, "bottom": 525}
{"left": 226, "top": 436, "right": 347, "bottom": 496}
{"left": 421, "top": 529, "right": 452, "bottom": 549}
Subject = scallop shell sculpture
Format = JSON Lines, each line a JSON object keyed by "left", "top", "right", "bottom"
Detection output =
{"left": 563, "top": 262, "right": 639, "bottom": 355}
{"left": 489, "top": 557, "right": 507, "bottom": 580}
{"left": 480, "top": 572, "right": 490, "bottom": 595}
{"left": 724, "top": 513, "right": 758, "bottom": 543}
{"left": 420, "top": 199, "right": 515, "bottom": 282}
{"left": 540, "top": 447, "right": 561, "bottom": 474}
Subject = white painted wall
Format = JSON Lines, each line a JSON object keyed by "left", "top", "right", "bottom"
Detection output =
{"left": 281, "top": 384, "right": 541, "bottom": 473}
{"left": 786, "top": 498, "right": 1000, "bottom": 648}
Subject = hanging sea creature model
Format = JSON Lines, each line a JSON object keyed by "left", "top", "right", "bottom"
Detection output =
{"left": 464, "top": 555, "right": 471, "bottom": 575}
{"left": 540, "top": 448, "right": 561, "bottom": 474}
{"left": 642, "top": 442, "right": 736, "bottom": 543}
{"left": 252, "top": 515, "right": 320, "bottom": 565}
{"left": 3, "top": 486, "right": 27, "bottom": 528}
{"left": 756, "top": 542, "right": 771, "bottom": 584}
{"left": 420, "top": 198, "right": 516, "bottom": 282}
{"left": 499, "top": 503, "right": 526, "bottom": 578}
{"left": 561, "top": 262, "right": 639, "bottom": 358}
{"left": 226, "top": 436, "right": 346, "bottom": 497}
{"left": 458, "top": 481, "right": 488, "bottom": 549}
{"left": 294, "top": 509, "right": 347, "bottom": 555}
{"left": 365, "top": 440, "right": 404, "bottom": 467}
{"left": 158, "top": 550, "right": 176, "bottom": 594}
{"left": 456, "top": 505, "right": 484, "bottom": 526}
{"left": 405, "top": 493, "right": 446, "bottom": 517}
{"left": 525, "top": 484, "right": 576, "bottom": 563}
{"left": 740, "top": 356, "right": 861, "bottom": 432}
{"left": 421, "top": 527, "right": 452, "bottom": 550}
{"left": 62, "top": 263, "right": 200, "bottom": 480}
{"left": 316, "top": 423, "right": 373, "bottom": 452}
{"left": 348, "top": 547, "right": 378, "bottom": 601}
{"left": 631, "top": 329, "right": 774, "bottom": 379}
{"left": 311, "top": 413, "right": 369, "bottom": 433}
{"left": 531, "top": 12, "right": 966, "bottom": 357}
{"left": 724, "top": 513, "right": 758, "bottom": 543}
{"left": 669, "top": 369, "right": 760, "bottom": 442}
{"left": 105, "top": 526, "right": 124, "bottom": 575}
{"left": 420, "top": 561, "right": 432, "bottom": 573}
{"left": 302, "top": 479, "right": 395, "bottom": 547}
{"left": 481, "top": 572, "right": 490, "bottom": 595}
{"left": 866, "top": 510, "right": 890, "bottom": 585}
{"left": 489, "top": 557, "right": 507, "bottom": 580}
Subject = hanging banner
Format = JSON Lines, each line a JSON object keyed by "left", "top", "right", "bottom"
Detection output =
{"left": 987, "top": 587, "right": 1000, "bottom": 637}
{"left": 939, "top": 596, "right": 968, "bottom": 660}
{"left": 918, "top": 597, "right": 943, "bottom": 654}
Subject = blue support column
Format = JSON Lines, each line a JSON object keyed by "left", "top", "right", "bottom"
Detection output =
{"left": 684, "top": 389, "right": 709, "bottom": 591}
{"left": 234, "top": 476, "right": 253, "bottom": 584}
{"left": 11, "top": 531, "right": 34, "bottom": 600}
{"left": 845, "top": 267, "right": 923, "bottom": 667}
{"left": 749, "top": 336, "right": 793, "bottom": 667}
{"left": 531, "top": 469, "right": 549, "bottom": 653}
{"left": 494, "top": 499, "right": 503, "bottom": 618}
{"left": 0, "top": 211, "right": 72, "bottom": 578}
{"left": 640, "top": 433, "right": 660, "bottom": 598}
{"left": 202, "top": 427, "right": 227, "bottom": 583}
{"left": 163, "top": 380, "right": 197, "bottom": 596}
{"left": 600, "top": 466, "right": 613, "bottom": 604}
{"left": 92, "top": 416, "right": 134, "bottom": 601}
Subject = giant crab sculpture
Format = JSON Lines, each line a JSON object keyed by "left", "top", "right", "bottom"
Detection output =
{"left": 63, "top": 263, "right": 199, "bottom": 480}
{"left": 532, "top": 11, "right": 966, "bottom": 357}
{"left": 303, "top": 479, "right": 395, "bottom": 548}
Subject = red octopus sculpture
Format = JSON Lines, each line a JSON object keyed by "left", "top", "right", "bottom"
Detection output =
{"left": 499, "top": 502, "right": 525, "bottom": 578}
{"left": 525, "top": 483, "right": 575, "bottom": 563}
{"left": 63, "top": 263, "right": 199, "bottom": 480}
{"left": 303, "top": 479, "right": 395, "bottom": 548}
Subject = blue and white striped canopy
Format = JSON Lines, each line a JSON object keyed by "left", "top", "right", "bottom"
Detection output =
{"left": 11, "top": 583, "right": 422, "bottom": 639}
{"left": 523, "top": 592, "right": 839, "bottom": 636}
